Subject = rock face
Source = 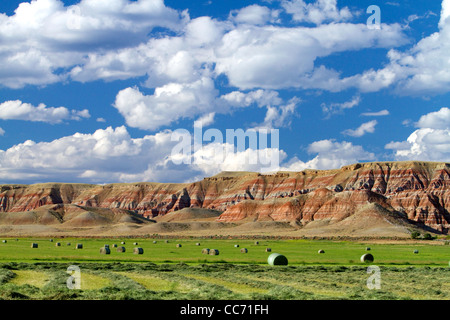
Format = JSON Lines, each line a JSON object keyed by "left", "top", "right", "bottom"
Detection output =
{"left": 0, "top": 161, "right": 449, "bottom": 233}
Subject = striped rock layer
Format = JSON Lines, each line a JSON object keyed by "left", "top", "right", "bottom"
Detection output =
{"left": 0, "top": 161, "right": 449, "bottom": 233}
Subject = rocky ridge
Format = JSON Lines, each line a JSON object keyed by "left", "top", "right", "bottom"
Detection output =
{"left": 0, "top": 161, "right": 449, "bottom": 234}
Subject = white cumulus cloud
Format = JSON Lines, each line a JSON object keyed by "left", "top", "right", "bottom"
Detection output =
{"left": 385, "top": 107, "right": 450, "bottom": 161}
{"left": 342, "top": 120, "right": 378, "bottom": 137}
{"left": 346, "top": 0, "right": 450, "bottom": 95}
{"left": 281, "top": 0, "right": 352, "bottom": 25}
{"left": 281, "top": 139, "right": 375, "bottom": 171}
{"left": 0, "top": 0, "right": 182, "bottom": 88}
{"left": 0, "top": 100, "right": 90, "bottom": 123}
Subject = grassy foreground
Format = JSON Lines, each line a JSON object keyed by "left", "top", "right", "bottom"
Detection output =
{"left": 0, "top": 237, "right": 449, "bottom": 300}
{"left": 1, "top": 262, "right": 450, "bottom": 300}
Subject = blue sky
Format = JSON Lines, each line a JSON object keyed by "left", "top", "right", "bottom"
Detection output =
{"left": 0, "top": 0, "right": 449, "bottom": 184}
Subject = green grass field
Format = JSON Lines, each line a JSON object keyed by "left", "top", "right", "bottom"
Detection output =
{"left": 1, "top": 237, "right": 449, "bottom": 265}
{"left": 0, "top": 237, "right": 449, "bottom": 300}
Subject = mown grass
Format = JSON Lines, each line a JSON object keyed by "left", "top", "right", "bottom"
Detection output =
{"left": 0, "top": 262, "right": 449, "bottom": 300}
{"left": 9, "top": 270, "right": 50, "bottom": 288}
{"left": 114, "top": 271, "right": 190, "bottom": 292}
{"left": 0, "top": 237, "right": 449, "bottom": 300}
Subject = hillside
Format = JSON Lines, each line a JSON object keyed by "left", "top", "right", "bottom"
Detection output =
{"left": 0, "top": 161, "right": 449, "bottom": 237}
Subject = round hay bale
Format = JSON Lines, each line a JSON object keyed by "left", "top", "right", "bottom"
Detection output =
{"left": 361, "top": 253, "right": 374, "bottom": 263}
{"left": 254, "top": 241, "right": 259, "bottom": 245}
{"left": 240, "top": 248, "right": 248, "bottom": 253}
{"left": 414, "top": 250, "right": 419, "bottom": 254}
{"left": 67, "top": 243, "right": 71, "bottom": 246}
{"left": 75, "top": 244, "right": 83, "bottom": 249}
{"left": 318, "top": 249, "right": 325, "bottom": 254}
{"left": 202, "top": 248, "right": 210, "bottom": 255}
{"left": 31, "top": 243, "right": 38, "bottom": 248}
{"left": 2, "top": 240, "right": 6, "bottom": 243}
{"left": 176, "top": 244, "right": 182, "bottom": 248}
{"left": 49, "top": 239, "right": 53, "bottom": 242}
{"left": 153, "top": 241, "right": 157, "bottom": 244}
{"left": 209, "top": 249, "right": 219, "bottom": 256}
{"left": 268, "top": 253, "right": 288, "bottom": 266}
{"left": 117, "top": 246, "right": 126, "bottom": 253}
{"left": 196, "top": 243, "right": 201, "bottom": 246}
{"left": 234, "top": 244, "right": 239, "bottom": 248}
{"left": 113, "top": 244, "right": 118, "bottom": 248}
{"left": 100, "top": 247, "right": 111, "bottom": 254}
{"left": 165, "top": 240, "right": 169, "bottom": 243}
{"left": 121, "top": 241, "right": 126, "bottom": 244}
{"left": 55, "top": 242, "right": 61, "bottom": 247}
{"left": 265, "top": 248, "right": 272, "bottom": 252}
{"left": 133, "top": 247, "right": 144, "bottom": 254}
{"left": 133, "top": 242, "right": 138, "bottom": 245}
{"left": 366, "top": 247, "right": 371, "bottom": 251}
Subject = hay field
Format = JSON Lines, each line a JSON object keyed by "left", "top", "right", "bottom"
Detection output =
{"left": 0, "top": 262, "right": 450, "bottom": 300}
{"left": 0, "top": 237, "right": 449, "bottom": 265}
{"left": 0, "top": 238, "right": 449, "bottom": 300}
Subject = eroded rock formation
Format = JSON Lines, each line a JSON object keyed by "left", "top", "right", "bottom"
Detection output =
{"left": 0, "top": 161, "right": 449, "bottom": 233}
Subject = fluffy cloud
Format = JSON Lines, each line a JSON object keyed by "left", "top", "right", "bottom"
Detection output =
{"left": 2, "top": 0, "right": 181, "bottom": 46}
{"left": 0, "top": 123, "right": 376, "bottom": 184}
{"left": 0, "top": 125, "right": 287, "bottom": 183}
{"left": 342, "top": 120, "right": 377, "bottom": 137}
{"left": 231, "top": 5, "right": 279, "bottom": 25}
{"left": 415, "top": 107, "right": 450, "bottom": 129}
{"left": 281, "top": 0, "right": 352, "bottom": 25}
{"left": 386, "top": 128, "right": 450, "bottom": 161}
{"left": 69, "top": 16, "right": 227, "bottom": 87}
{"left": 0, "top": 126, "right": 182, "bottom": 183}
{"left": 281, "top": 139, "right": 375, "bottom": 171}
{"left": 214, "top": 23, "right": 407, "bottom": 90}
{"left": 257, "top": 97, "right": 300, "bottom": 129}
{"left": 385, "top": 107, "right": 450, "bottom": 161}
{"left": 193, "top": 112, "right": 215, "bottom": 128}
{"left": 186, "top": 142, "right": 286, "bottom": 177}
{"left": 114, "top": 77, "right": 218, "bottom": 131}
{"left": 322, "top": 95, "right": 361, "bottom": 117}
{"left": 0, "top": 0, "right": 182, "bottom": 88}
{"left": 217, "top": 89, "right": 282, "bottom": 110}
{"left": 0, "top": 0, "right": 410, "bottom": 94}
{"left": 0, "top": 100, "right": 90, "bottom": 123}
{"left": 346, "top": 0, "right": 450, "bottom": 95}
{"left": 114, "top": 84, "right": 293, "bottom": 131}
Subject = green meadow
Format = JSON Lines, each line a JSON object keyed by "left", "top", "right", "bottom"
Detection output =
{"left": 0, "top": 237, "right": 449, "bottom": 300}
{"left": 0, "top": 237, "right": 449, "bottom": 265}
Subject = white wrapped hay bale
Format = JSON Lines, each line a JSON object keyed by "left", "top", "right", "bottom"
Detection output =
{"left": 100, "top": 247, "right": 111, "bottom": 254}
{"left": 209, "top": 249, "right": 219, "bottom": 256}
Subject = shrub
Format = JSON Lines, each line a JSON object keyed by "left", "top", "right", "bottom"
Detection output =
{"left": 411, "top": 231, "right": 421, "bottom": 239}
{"left": 423, "top": 233, "right": 434, "bottom": 240}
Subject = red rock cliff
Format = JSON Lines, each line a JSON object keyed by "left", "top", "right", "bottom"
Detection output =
{"left": 0, "top": 161, "right": 449, "bottom": 233}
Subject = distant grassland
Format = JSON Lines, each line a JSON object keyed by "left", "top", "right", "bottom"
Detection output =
{"left": 0, "top": 237, "right": 449, "bottom": 300}
{"left": 0, "top": 237, "right": 449, "bottom": 265}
